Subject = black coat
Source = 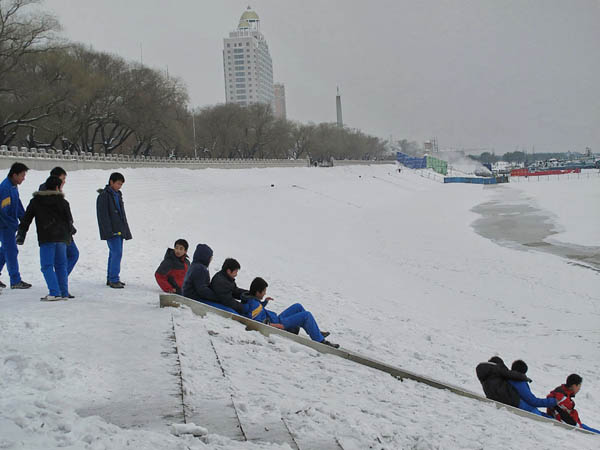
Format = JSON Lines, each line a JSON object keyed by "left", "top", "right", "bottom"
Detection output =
{"left": 38, "top": 183, "right": 77, "bottom": 235}
{"left": 182, "top": 244, "right": 217, "bottom": 302}
{"left": 209, "top": 269, "right": 246, "bottom": 314}
{"left": 476, "top": 361, "right": 530, "bottom": 407}
{"left": 17, "top": 191, "right": 73, "bottom": 245}
{"left": 96, "top": 186, "right": 132, "bottom": 240}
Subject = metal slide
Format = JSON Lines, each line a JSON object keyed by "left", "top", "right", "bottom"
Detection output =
{"left": 160, "top": 293, "right": 595, "bottom": 437}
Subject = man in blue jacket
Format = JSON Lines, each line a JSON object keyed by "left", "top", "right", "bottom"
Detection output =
{"left": 241, "top": 277, "right": 339, "bottom": 348}
{"left": 508, "top": 359, "right": 556, "bottom": 416}
{"left": 96, "top": 172, "right": 132, "bottom": 288}
{"left": 0, "top": 162, "right": 32, "bottom": 289}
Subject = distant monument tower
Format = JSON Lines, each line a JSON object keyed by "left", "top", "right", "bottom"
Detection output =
{"left": 336, "top": 86, "right": 343, "bottom": 127}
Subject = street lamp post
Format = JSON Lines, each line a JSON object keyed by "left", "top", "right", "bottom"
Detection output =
{"left": 192, "top": 110, "right": 197, "bottom": 159}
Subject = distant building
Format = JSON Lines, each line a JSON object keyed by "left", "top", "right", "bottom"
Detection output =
{"left": 273, "top": 83, "right": 286, "bottom": 119}
{"left": 222, "top": 7, "right": 274, "bottom": 107}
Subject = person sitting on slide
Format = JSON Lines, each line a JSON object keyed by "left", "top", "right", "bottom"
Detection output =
{"left": 182, "top": 243, "right": 219, "bottom": 304}
{"left": 208, "top": 257, "right": 247, "bottom": 314}
{"left": 242, "top": 277, "right": 339, "bottom": 349}
{"left": 547, "top": 374, "right": 600, "bottom": 434}
{"left": 507, "top": 359, "right": 556, "bottom": 417}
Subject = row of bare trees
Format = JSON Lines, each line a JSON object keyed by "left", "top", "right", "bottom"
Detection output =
{"left": 1, "top": 0, "right": 388, "bottom": 160}
{"left": 191, "top": 103, "right": 387, "bottom": 160}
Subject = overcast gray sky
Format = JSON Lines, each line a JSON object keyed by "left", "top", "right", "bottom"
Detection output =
{"left": 44, "top": 0, "right": 600, "bottom": 154}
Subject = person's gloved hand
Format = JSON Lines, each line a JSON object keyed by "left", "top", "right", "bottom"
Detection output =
{"left": 16, "top": 231, "right": 25, "bottom": 245}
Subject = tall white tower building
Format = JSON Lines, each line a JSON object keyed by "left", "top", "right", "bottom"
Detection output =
{"left": 223, "top": 7, "right": 274, "bottom": 107}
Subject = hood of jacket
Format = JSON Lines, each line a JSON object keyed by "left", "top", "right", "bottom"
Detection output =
{"left": 32, "top": 190, "right": 64, "bottom": 199}
{"left": 97, "top": 185, "right": 121, "bottom": 195}
{"left": 192, "top": 244, "right": 213, "bottom": 266}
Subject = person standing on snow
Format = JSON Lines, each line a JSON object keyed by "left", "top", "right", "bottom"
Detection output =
{"left": 96, "top": 172, "right": 132, "bottom": 288}
{"left": 17, "top": 176, "right": 73, "bottom": 301}
{"left": 0, "top": 162, "right": 32, "bottom": 289}
{"left": 38, "top": 167, "right": 79, "bottom": 276}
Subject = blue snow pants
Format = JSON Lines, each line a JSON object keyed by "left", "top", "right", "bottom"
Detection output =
{"left": 106, "top": 236, "right": 123, "bottom": 283}
{"left": 40, "top": 242, "right": 68, "bottom": 297}
{"left": 517, "top": 400, "right": 552, "bottom": 418}
{"left": 67, "top": 239, "right": 79, "bottom": 275}
{"left": 276, "top": 303, "right": 324, "bottom": 343}
{"left": 582, "top": 423, "right": 600, "bottom": 434}
{"left": 0, "top": 228, "right": 21, "bottom": 285}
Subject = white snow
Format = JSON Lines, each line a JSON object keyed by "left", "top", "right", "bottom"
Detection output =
{"left": 0, "top": 165, "right": 598, "bottom": 449}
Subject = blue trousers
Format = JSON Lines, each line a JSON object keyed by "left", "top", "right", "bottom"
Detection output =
{"left": 106, "top": 236, "right": 123, "bottom": 283}
{"left": 582, "top": 423, "right": 600, "bottom": 434}
{"left": 40, "top": 242, "right": 68, "bottom": 297}
{"left": 67, "top": 239, "right": 79, "bottom": 275}
{"left": 276, "top": 303, "right": 324, "bottom": 342}
{"left": 0, "top": 228, "right": 21, "bottom": 285}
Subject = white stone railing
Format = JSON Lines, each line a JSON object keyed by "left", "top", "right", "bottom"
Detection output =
{"left": 0, "top": 146, "right": 394, "bottom": 171}
{"left": 0, "top": 145, "right": 310, "bottom": 171}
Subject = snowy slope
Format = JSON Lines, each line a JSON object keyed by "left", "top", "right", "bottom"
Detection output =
{"left": 0, "top": 165, "right": 598, "bottom": 449}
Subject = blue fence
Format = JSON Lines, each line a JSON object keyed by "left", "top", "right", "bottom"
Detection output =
{"left": 444, "top": 177, "right": 498, "bottom": 185}
{"left": 397, "top": 152, "right": 427, "bottom": 169}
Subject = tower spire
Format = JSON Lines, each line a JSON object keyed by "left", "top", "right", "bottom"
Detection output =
{"left": 336, "top": 86, "right": 343, "bottom": 127}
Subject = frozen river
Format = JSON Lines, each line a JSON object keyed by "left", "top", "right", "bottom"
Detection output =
{"left": 472, "top": 186, "right": 600, "bottom": 272}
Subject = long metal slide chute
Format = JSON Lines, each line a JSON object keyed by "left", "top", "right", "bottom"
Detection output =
{"left": 160, "top": 293, "right": 595, "bottom": 436}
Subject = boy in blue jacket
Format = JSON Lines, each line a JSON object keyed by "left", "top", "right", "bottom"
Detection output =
{"left": 242, "top": 277, "right": 339, "bottom": 348}
{"left": 508, "top": 360, "right": 556, "bottom": 417}
{"left": 0, "top": 162, "right": 32, "bottom": 289}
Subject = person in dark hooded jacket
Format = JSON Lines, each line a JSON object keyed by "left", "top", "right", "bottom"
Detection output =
{"left": 96, "top": 172, "right": 132, "bottom": 288}
{"left": 155, "top": 239, "right": 190, "bottom": 294}
{"left": 476, "top": 356, "right": 531, "bottom": 407}
{"left": 16, "top": 176, "right": 73, "bottom": 300}
{"left": 39, "top": 166, "right": 79, "bottom": 276}
{"left": 182, "top": 244, "right": 218, "bottom": 303}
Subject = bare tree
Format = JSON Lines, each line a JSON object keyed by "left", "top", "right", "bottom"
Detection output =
{"left": 0, "top": 0, "right": 61, "bottom": 145}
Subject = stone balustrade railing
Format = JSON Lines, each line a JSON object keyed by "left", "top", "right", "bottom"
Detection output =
{"left": 0, "top": 145, "right": 394, "bottom": 171}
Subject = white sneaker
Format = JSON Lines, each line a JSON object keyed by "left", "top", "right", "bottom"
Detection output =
{"left": 40, "top": 295, "right": 64, "bottom": 302}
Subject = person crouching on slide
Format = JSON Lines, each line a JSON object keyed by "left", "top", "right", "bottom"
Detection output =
{"left": 242, "top": 277, "right": 339, "bottom": 349}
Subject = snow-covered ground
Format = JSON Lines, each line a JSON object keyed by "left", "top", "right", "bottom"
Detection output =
{"left": 1, "top": 165, "right": 598, "bottom": 449}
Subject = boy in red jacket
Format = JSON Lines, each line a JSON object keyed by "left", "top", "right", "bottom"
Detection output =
{"left": 155, "top": 239, "right": 189, "bottom": 294}
{"left": 547, "top": 373, "right": 599, "bottom": 434}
